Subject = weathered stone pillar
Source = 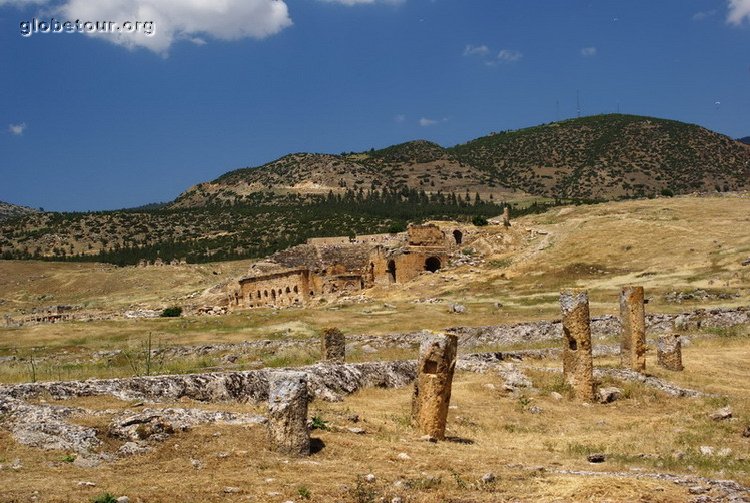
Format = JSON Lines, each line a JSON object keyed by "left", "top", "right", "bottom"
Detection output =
{"left": 267, "top": 371, "right": 310, "bottom": 456}
{"left": 321, "top": 328, "right": 345, "bottom": 363}
{"left": 657, "top": 334, "right": 683, "bottom": 371}
{"left": 560, "top": 290, "right": 595, "bottom": 401}
{"left": 411, "top": 333, "right": 458, "bottom": 440}
{"left": 620, "top": 286, "right": 646, "bottom": 373}
{"left": 502, "top": 206, "right": 511, "bottom": 227}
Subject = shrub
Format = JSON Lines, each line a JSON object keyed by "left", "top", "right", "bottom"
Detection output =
{"left": 92, "top": 494, "right": 117, "bottom": 503}
{"left": 160, "top": 306, "right": 182, "bottom": 318}
{"left": 472, "top": 215, "right": 488, "bottom": 226}
{"left": 660, "top": 188, "right": 674, "bottom": 197}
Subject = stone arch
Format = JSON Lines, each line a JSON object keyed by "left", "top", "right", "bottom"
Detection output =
{"left": 286, "top": 286, "right": 291, "bottom": 294}
{"left": 387, "top": 260, "right": 397, "bottom": 283}
{"left": 453, "top": 229, "right": 463, "bottom": 245}
{"left": 425, "top": 256, "right": 442, "bottom": 273}
{"left": 271, "top": 290, "right": 276, "bottom": 300}
{"left": 293, "top": 285, "right": 298, "bottom": 294}
{"left": 264, "top": 290, "right": 269, "bottom": 298}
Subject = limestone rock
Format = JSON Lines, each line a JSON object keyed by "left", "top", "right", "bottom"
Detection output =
{"left": 267, "top": 371, "right": 310, "bottom": 457}
{"left": 597, "top": 387, "right": 623, "bottom": 404}
{"left": 709, "top": 407, "right": 732, "bottom": 421}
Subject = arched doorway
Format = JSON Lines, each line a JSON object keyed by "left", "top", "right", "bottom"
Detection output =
{"left": 453, "top": 229, "right": 463, "bottom": 245}
{"left": 425, "top": 257, "right": 442, "bottom": 273}
{"left": 387, "top": 260, "right": 397, "bottom": 283}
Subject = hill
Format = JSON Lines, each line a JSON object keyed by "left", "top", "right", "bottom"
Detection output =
{"left": 171, "top": 140, "right": 518, "bottom": 208}
{"left": 450, "top": 114, "right": 750, "bottom": 199}
{"left": 0, "top": 201, "right": 37, "bottom": 221}
{"left": 172, "top": 115, "right": 750, "bottom": 207}
{"left": 739, "top": 136, "right": 750, "bottom": 145}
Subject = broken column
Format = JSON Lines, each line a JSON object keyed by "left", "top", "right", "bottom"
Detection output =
{"left": 411, "top": 333, "right": 458, "bottom": 440}
{"left": 560, "top": 289, "right": 595, "bottom": 401}
{"left": 267, "top": 371, "right": 310, "bottom": 456}
{"left": 321, "top": 327, "right": 345, "bottom": 363}
{"left": 502, "top": 206, "right": 511, "bottom": 227}
{"left": 619, "top": 286, "right": 646, "bottom": 373}
{"left": 657, "top": 334, "right": 684, "bottom": 371}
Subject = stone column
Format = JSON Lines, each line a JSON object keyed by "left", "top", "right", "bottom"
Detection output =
{"left": 267, "top": 371, "right": 310, "bottom": 456}
{"left": 657, "top": 334, "right": 683, "bottom": 371}
{"left": 560, "top": 290, "right": 595, "bottom": 401}
{"left": 502, "top": 206, "right": 511, "bottom": 227}
{"left": 620, "top": 286, "right": 646, "bottom": 373}
{"left": 411, "top": 333, "right": 458, "bottom": 440}
{"left": 321, "top": 328, "right": 345, "bottom": 363}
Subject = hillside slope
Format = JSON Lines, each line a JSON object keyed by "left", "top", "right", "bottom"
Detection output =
{"left": 450, "top": 114, "right": 750, "bottom": 199}
{"left": 173, "top": 115, "right": 750, "bottom": 206}
{"left": 0, "top": 201, "right": 37, "bottom": 221}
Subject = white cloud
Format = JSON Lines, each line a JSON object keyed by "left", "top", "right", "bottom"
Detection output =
{"left": 394, "top": 114, "right": 406, "bottom": 123}
{"left": 8, "top": 123, "right": 27, "bottom": 136}
{"left": 463, "top": 44, "right": 489, "bottom": 57}
{"left": 497, "top": 49, "right": 522, "bottom": 63}
{"left": 692, "top": 10, "right": 716, "bottom": 21}
{"left": 580, "top": 46, "right": 597, "bottom": 57}
{"left": 419, "top": 117, "right": 446, "bottom": 127}
{"left": 728, "top": 0, "right": 750, "bottom": 24}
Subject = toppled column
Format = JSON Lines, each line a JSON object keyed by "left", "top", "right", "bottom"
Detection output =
{"left": 502, "top": 206, "right": 511, "bottom": 227}
{"left": 267, "top": 371, "right": 310, "bottom": 456}
{"left": 657, "top": 334, "right": 684, "bottom": 371}
{"left": 411, "top": 333, "right": 458, "bottom": 440}
{"left": 620, "top": 286, "right": 646, "bottom": 373}
{"left": 560, "top": 290, "right": 595, "bottom": 401}
{"left": 321, "top": 328, "right": 345, "bottom": 363}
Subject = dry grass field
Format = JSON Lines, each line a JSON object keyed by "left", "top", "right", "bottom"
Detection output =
{"left": 0, "top": 194, "right": 749, "bottom": 502}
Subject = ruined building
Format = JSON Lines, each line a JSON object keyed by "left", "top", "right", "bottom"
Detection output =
{"left": 231, "top": 224, "right": 467, "bottom": 309}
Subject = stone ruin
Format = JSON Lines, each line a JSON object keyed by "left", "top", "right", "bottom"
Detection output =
{"left": 620, "top": 286, "right": 647, "bottom": 373}
{"left": 411, "top": 333, "right": 457, "bottom": 440}
{"left": 502, "top": 206, "right": 511, "bottom": 227}
{"left": 267, "top": 371, "right": 310, "bottom": 457}
{"left": 560, "top": 289, "right": 595, "bottom": 401}
{"left": 657, "top": 334, "right": 684, "bottom": 371}
{"left": 230, "top": 223, "right": 478, "bottom": 310}
{"left": 321, "top": 328, "right": 346, "bottom": 363}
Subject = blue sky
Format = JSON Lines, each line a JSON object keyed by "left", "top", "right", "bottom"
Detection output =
{"left": 1, "top": 0, "right": 748, "bottom": 211}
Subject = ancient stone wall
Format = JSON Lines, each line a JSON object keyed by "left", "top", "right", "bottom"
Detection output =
{"left": 407, "top": 224, "right": 447, "bottom": 247}
{"left": 239, "top": 270, "right": 311, "bottom": 308}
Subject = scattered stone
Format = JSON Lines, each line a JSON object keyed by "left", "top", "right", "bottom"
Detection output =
{"left": 397, "top": 452, "right": 411, "bottom": 461}
{"left": 481, "top": 472, "right": 497, "bottom": 484}
{"left": 550, "top": 392, "right": 563, "bottom": 401}
{"left": 72, "top": 456, "right": 102, "bottom": 468}
{"left": 216, "top": 451, "right": 230, "bottom": 458}
{"left": 420, "top": 435, "right": 438, "bottom": 443}
{"left": 190, "top": 458, "right": 203, "bottom": 470}
{"left": 347, "top": 427, "right": 366, "bottom": 435}
{"left": 450, "top": 304, "right": 466, "bottom": 314}
{"left": 709, "top": 407, "right": 733, "bottom": 421}
{"left": 597, "top": 387, "right": 623, "bottom": 404}
{"left": 391, "top": 498, "right": 403, "bottom": 503}
{"left": 117, "top": 441, "right": 152, "bottom": 457}
{"left": 364, "top": 473, "right": 376, "bottom": 483}
{"left": 587, "top": 453, "right": 606, "bottom": 463}
{"left": 528, "top": 406, "right": 543, "bottom": 415}
{"left": 688, "top": 486, "right": 709, "bottom": 495}
{"left": 699, "top": 446, "right": 714, "bottom": 456}
{"left": 77, "top": 481, "right": 96, "bottom": 487}
{"left": 742, "top": 426, "right": 750, "bottom": 438}
{"left": 346, "top": 414, "right": 360, "bottom": 423}
{"left": 223, "top": 487, "right": 241, "bottom": 494}
{"left": 116, "top": 497, "right": 130, "bottom": 503}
